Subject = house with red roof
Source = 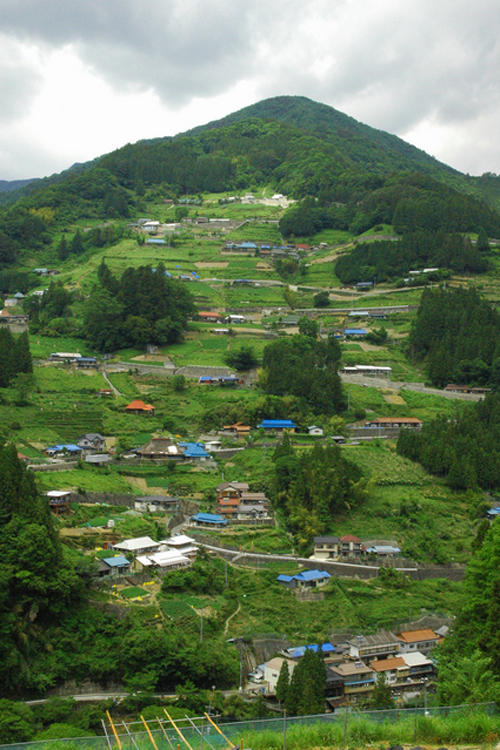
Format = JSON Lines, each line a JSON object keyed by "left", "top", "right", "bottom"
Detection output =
{"left": 340, "top": 534, "right": 363, "bottom": 557}
{"left": 125, "top": 399, "right": 155, "bottom": 415}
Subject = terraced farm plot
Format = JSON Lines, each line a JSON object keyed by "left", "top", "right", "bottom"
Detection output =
{"left": 160, "top": 599, "right": 196, "bottom": 620}
{"left": 121, "top": 586, "right": 150, "bottom": 600}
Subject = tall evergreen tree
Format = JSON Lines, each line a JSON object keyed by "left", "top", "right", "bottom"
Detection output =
{"left": 275, "top": 660, "right": 290, "bottom": 706}
{"left": 57, "top": 235, "right": 69, "bottom": 261}
{"left": 13, "top": 331, "right": 32, "bottom": 375}
{"left": 370, "top": 673, "right": 395, "bottom": 709}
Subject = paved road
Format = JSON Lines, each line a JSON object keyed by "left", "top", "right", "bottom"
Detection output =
{"left": 340, "top": 373, "right": 485, "bottom": 401}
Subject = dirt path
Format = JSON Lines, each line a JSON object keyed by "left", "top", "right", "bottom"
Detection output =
{"left": 224, "top": 600, "right": 241, "bottom": 636}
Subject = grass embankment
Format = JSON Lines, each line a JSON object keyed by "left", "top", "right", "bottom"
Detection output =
{"left": 238, "top": 708, "right": 500, "bottom": 750}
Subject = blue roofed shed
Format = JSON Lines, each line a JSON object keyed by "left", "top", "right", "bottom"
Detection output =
{"left": 146, "top": 238, "right": 167, "bottom": 245}
{"left": 344, "top": 329, "right": 367, "bottom": 337}
{"left": 101, "top": 555, "right": 131, "bottom": 577}
{"left": 179, "top": 442, "right": 211, "bottom": 460}
{"left": 191, "top": 513, "right": 228, "bottom": 527}
{"left": 258, "top": 419, "right": 297, "bottom": 432}
{"left": 277, "top": 568, "right": 330, "bottom": 589}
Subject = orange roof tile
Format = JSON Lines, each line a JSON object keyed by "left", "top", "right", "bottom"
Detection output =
{"left": 125, "top": 400, "right": 155, "bottom": 412}
{"left": 397, "top": 628, "right": 439, "bottom": 643}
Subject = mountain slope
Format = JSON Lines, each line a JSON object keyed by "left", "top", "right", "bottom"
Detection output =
{"left": 182, "top": 95, "right": 461, "bottom": 182}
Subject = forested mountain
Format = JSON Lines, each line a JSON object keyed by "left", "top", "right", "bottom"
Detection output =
{"left": 183, "top": 95, "right": 461, "bottom": 183}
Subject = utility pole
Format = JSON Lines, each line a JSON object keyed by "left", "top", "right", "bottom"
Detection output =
{"left": 200, "top": 608, "right": 204, "bottom": 642}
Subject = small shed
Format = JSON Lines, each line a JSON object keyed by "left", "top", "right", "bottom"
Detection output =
{"left": 190, "top": 512, "right": 228, "bottom": 527}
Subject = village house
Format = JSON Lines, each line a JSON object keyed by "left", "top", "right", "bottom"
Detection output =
{"left": 340, "top": 534, "right": 363, "bottom": 557}
{"left": 277, "top": 569, "right": 331, "bottom": 590}
{"left": 136, "top": 437, "right": 183, "bottom": 460}
{"left": 131, "top": 549, "right": 191, "bottom": 574}
{"left": 307, "top": 425, "right": 324, "bottom": 436}
{"left": 327, "top": 661, "right": 376, "bottom": 702}
{"left": 217, "top": 496, "right": 240, "bottom": 518}
{"left": 365, "top": 417, "right": 423, "bottom": 430}
{"left": 217, "top": 481, "right": 250, "bottom": 498}
{"left": 125, "top": 399, "right": 155, "bottom": 416}
{"left": 257, "top": 419, "right": 297, "bottom": 433}
{"left": 46, "top": 490, "right": 72, "bottom": 515}
{"left": 113, "top": 536, "right": 160, "bottom": 556}
{"left": 313, "top": 536, "right": 340, "bottom": 561}
{"left": 264, "top": 657, "right": 297, "bottom": 693}
{"left": 348, "top": 630, "right": 401, "bottom": 662}
{"left": 99, "top": 555, "right": 131, "bottom": 578}
{"left": 236, "top": 504, "right": 270, "bottom": 521}
{"left": 134, "top": 496, "right": 178, "bottom": 513}
{"left": 400, "top": 651, "right": 435, "bottom": 683}
{"left": 76, "top": 357, "right": 98, "bottom": 369}
{"left": 199, "top": 311, "right": 223, "bottom": 322}
{"left": 190, "top": 512, "right": 228, "bottom": 528}
{"left": 396, "top": 628, "right": 441, "bottom": 655}
{"left": 45, "top": 444, "right": 82, "bottom": 459}
{"left": 77, "top": 433, "right": 106, "bottom": 454}
{"left": 222, "top": 422, "right": 252, "bottom": 437}
{"left": 369, "top": 657, "right": 411, "bottom": 692}
{"left": 161, "top": 534, "right": 198, "bottom": 559}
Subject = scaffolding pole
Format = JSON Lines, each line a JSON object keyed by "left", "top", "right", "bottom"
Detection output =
{"left": 157, "top": 718, "right": 176, "bottom": 750}
{"left": 184, "top": 716, "right": 217, "bottom": 750}
{"left": 141, "top": 715, "right": 161, "bottom": 750}
{"left": 203, "top": 713, "right": 235, "bottom": 750}
{"left": 106, "top": 711, "right": 122, "bottom": 750}
{"left": 121, "top": 722, "right": 141, "bottom": 750}
{"left": 101, "top": 719, "right": 113, "bottom": 750}
{"left": 164, "top": 710, "right": 195, "bottom": 750}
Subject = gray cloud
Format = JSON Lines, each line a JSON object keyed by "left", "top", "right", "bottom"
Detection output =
{"left": 3, "top": 0, "right": 500, "bottom": 176}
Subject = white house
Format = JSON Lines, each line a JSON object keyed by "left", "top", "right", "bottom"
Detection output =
{"left": 161, "top": 534, "right": 199, "bottom": 559}
{"left": 264, "top": 657, "right": 296, "bottom": 693}
{"left": 307, "top": 425, "right": 324, "bottom": 436}
{"left": 113, "top": 536, "right": 160, "bottom": 555}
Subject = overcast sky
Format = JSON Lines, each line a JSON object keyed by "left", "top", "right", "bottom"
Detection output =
{"left": 2, "top": 0, "right": 500, "bottom": 181}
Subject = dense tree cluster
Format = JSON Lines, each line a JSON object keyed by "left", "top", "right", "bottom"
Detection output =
{"left": 335, "top": 231, "right": 487, "bottom": 283}
{"left": 0, "top": 206, "right": 53, "bottom": 264}
{"left": 260, "top": 334, "right": 345, "bottom": 416}
{"left": 437, "top": 520, "right": 500, "bottom": 704}
{"left": 281, "top": 170, "right": 500, "bottom": 240}
{"left": 270, "top": 436, "right": 368, "bottom": 549}
{"left": 275, "top": 649, "right": 326, "bottom": 716}
{"left": 0, "top": 446, "right": 85, "bottom": 693}
{"left": 0, "top": 330, "right": 32, "bottom": 387}
{"left": 397, "top": 393, "right": 500, "bottom": 490}
{"left": 84, "top": 263, "right": 197, "bottom": 351}
{"left": 408, "top": 286, "right": 500, "bottom": 387}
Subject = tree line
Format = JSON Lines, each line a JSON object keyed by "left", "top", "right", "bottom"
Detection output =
{"left": 408, "top": 286, "right": 500, "bottom": 387}
{"left": 397, "top": 393, "right": 500, "bottom": 490}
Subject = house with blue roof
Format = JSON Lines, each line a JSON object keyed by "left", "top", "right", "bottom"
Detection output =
{"left": 277, "top": 569, "right": 331, "bottom": 589}
{"left": 146, "top": 238, "right": 167, "bottom": 246}
{"left": 258, "top": 419, "right": 297, "bottom": 432}
{"left": 179, "top": 442, "right": 211, "bottom": 460}
{"left": 284, "top": 643, "right": 336, "bottom": 659}
{"left": 344, "top": 329, "right": 367, "bottom": 337}
{"left": 45, "top": 444, "right": 82, "bottom": 457}
{"left": 190, "top": 512, "right": 228, "bottom": 527}
{"left": 100, "top": 555, "right": 131, "bottom": 578}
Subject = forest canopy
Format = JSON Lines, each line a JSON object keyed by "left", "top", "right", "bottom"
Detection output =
{"left": 408, "top": 286, "right": 500, "bottom": 387}
{"left": 397, "top": 393, "right": 500, "bottom": 491}
{"left": 83, "top": 263, "right": 197, "bottom": 352}
{"left": 259, "top": 334, "right": 345, "bottom": 416}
